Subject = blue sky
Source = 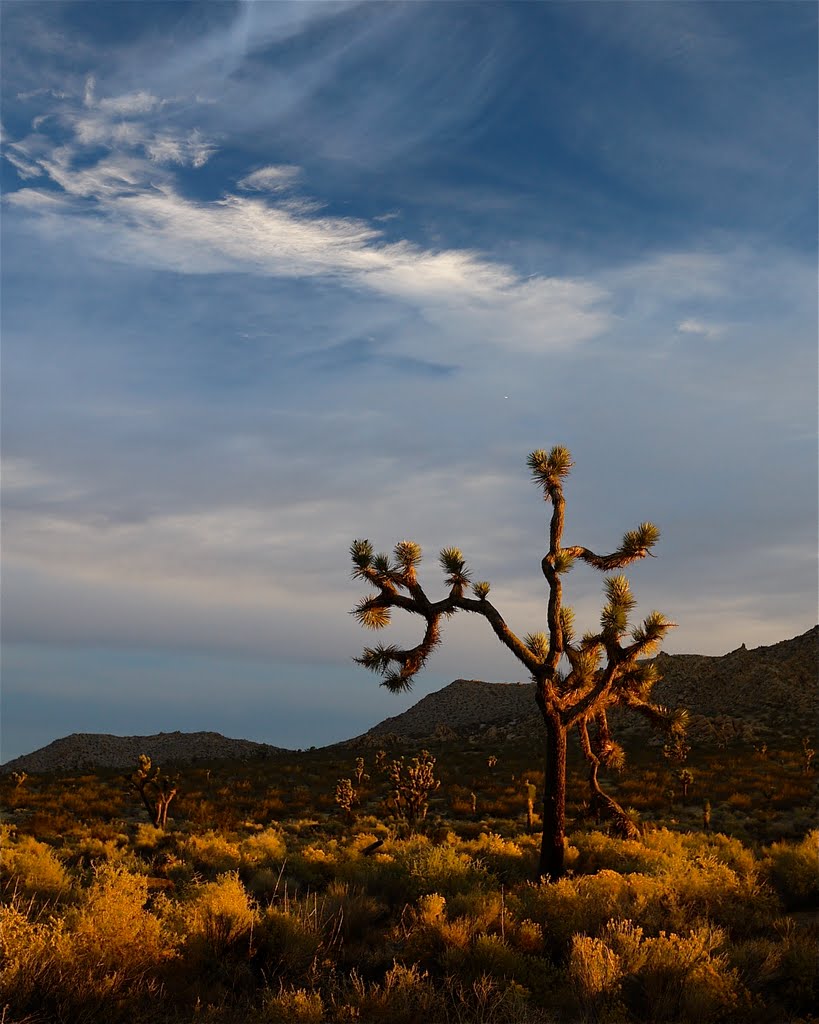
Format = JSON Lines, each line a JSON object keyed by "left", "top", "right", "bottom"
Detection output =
{"left": 1, "top": 1, "right": 816, "bottom": 762}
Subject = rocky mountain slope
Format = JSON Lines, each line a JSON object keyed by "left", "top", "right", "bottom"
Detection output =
{"left": 1, "top": 731, "right": 286, "bottom": 775}
{"left": 354, "top": 626, "right": 818, "bottom": 745}
{"left": 5, "top": 628, "right": 815, "bottom": 772}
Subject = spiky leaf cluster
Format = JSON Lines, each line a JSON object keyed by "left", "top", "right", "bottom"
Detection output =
{"left": 527, "top": 445, "right": 573, "bottom": 494}
{"left": 560, "top": 606, "right": 576, "bottom": 645}
{"left": 353, "top": 596, "right": 392, "bottom": 630}
{"left": 472, "top": 580, "right": 491, "bottom": 599}
{"left": 524, "top": 632, "right": 550, "bottom": 660}
{"left": 355, "top": 644, "right": 402, "bottom": 675}
{"left": 621, "top": 522, "right": 661, "bottom": 558}
{"left": 631, "top": 611, "right": 673, "bottom": 654}
{"left": 439, "top": 547, "right": 470, "bottom": 588}
{"left": 601, "top": 575, "right": 636, "bottom": 637}
{"left": 394, "top": 540, "right": 422, "bottom": 569}
{"left": 553, "top": 549, "right": 576, "bottom": 574}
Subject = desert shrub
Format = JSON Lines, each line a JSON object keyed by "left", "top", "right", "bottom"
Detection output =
{"left": 0, "top": 832, "right": 71, "bottom": 901}
{"left": 338, "top": 961, "right": 446, "bottom": 1023}
{"left": 182, "top": 871, "right": 257, "bottom": 960}
{"left": 730, "top": 923, "right": 819, "bottom": 1017}
{"left": 241, "top": 826, "right": 287, "bottom": 867}
{"left": 511, "top": 871, "right": 666, "bottom": 954}
{"left": 288, "top": 841, "right": 340, "bottom": 888}
{"left": 441, "top": 932, "right": 536, "bottom": 987}
{"left": 68, "top": 833, "right": 134, "bottom": 871}
{"left": 568, "top": 919, "right": 747, "bottom": 1023}
{"left": 257, "top": 908, "right": 323, "bottom": 979}
{"left": 669, "top": 855, "right": 778, "bottom": 935}
{"left": 0, "top": 864, "right": 176, "bottom": 1023}
{"left": 320, "top": 880, "right": 386, "bottom": 945}
{"left": 393, "top": 835, "right": 492, "bottom": 899}
{"left": 461, "top": 832, "right": 537, "bottom": 883}
{"left": 446, "top": 973, "right": 535, "bottom": 1024}
{"left": 571, "top": 829, "right": 674, "bottom": 875}
{"left": 256, "top": 887, "right": 353, "bottom": 980}
{"left": 182, "top": 830, "right": 242, "bottom": 874}
{"left": 263, "top": 984, "right": 325, "bottom": 1023}
{"left": 761, "top": 830, "right": 819, "bottom": 908}
{"left": 0, "top": 901, "right": 61, "bottom": 1014}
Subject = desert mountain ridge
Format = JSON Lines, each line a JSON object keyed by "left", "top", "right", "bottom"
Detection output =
{"left": 1, "top": 731, "right": 288, "bottom": 775}
{"left": 3, "top": 626, "right": 816, "bottom": 773}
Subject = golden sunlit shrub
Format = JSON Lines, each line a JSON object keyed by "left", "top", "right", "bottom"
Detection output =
{"left": 461, "top": 831, "right": 536, "bottom": 883}
{"left": 182, "top": 830, "right": 242, "bottom": 874}
{"left": 241, "top": 826, "right": 287, "bottom": 867}
{"left": 441, "top": 932, "right": 535, "bottom": 987}
{"left": 263, "top": 985, "right": 325, "bottom": 1024}
{"left": 341, "top": 961, "right": 445, "bottom": 1024}
{"left": 1, "top": 865, "right": 176, "bottom": 1023}
{"left": 569, "top": 920, "right": 747, "bottom": 1023}
{"left": 511, "top": 871, "right": 667, "bottom": 953}
{"left": 392, "top": 836, "right": 492, "bottom": 899}
{"left": 761, "top": 830, "right": 819, "bottom": 908}
{"left": 726, "top": 791, "right": 753, "bottom": 810}
{"left": 571, "top": 829, "right": 674, "bottom": 875}
{"left": 452, "top": 887, "right": 509, "bottom": 931}
{"left": 0, "top": 901, "right": 59, "bottom": 1013}
{"left": 568, "top": 932, "right": 625, "bottom": 1022}
{"left": 182, "top": 871, "right": 257, "bottom": 959}
{"left": 0, "top": 831, "right": 71, "bottom": 900}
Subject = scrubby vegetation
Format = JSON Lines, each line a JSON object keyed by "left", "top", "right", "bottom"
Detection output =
{"left": 1, "top": 731, "right": 816, "bottom": 1023}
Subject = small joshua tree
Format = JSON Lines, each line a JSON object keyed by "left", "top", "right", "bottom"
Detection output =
{"left": 10, "top": 771, "right": 27, "bottom": 789}
{"left": 676, "top": 767, "right": 695, "bottom": 798}
{"left": 125, "top": 754, "right": 178, "bottom": 828}
{"left": 335, "top": 777, "right": 358, "bottom": 822}
{"left": 350, "top": 445, "right": 682, "bottom": 880}
{"left": 386, "top": 750, "right": 440, "bottom": 828}
{"left": 353, "top": 757, "right": 370, "bottom": 787}
{"left": 801, "top": 737, "right": 815, "bottom": 775}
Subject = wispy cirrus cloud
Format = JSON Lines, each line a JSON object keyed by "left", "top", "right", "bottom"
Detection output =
{"left": 238, "top": 164, "right": 302, "bottom": 192}
{"left": 4, "top": 82, "right": 613, "bottom": 358}
{"left": 677, "top": 319, "right": 725, "bottom": 340}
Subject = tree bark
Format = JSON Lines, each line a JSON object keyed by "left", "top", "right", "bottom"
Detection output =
{"left": 539, "top": 712, "right": 567, "bottom": 880}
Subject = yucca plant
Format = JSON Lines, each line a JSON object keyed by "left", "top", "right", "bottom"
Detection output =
{"left": 124, "top": 754, "right": 178, "bottom": 828}
{"left": 350, "top": 446, "right": 683, "bottom": 879}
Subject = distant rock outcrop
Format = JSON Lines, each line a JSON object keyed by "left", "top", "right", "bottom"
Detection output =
{"left": 352, "top": 626, "right": 818, "bottom": 744}
{"left": 1, "top": 731, "right": 287, "bottom": 775}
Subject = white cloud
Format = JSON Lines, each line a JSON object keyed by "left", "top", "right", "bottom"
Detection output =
{"left": 98, "top": 90, "right": 162, "bottom": 116}
{"left": 3, "top": 145, "right": 43, "bottom": 179}
{"left": 238, "top": 164, "right": 301, "bottom": 191}
{"left": 145, "top": 128, "right": 215, "bottom": 167}
{"left": 677, "top": 318, "right": 725, "bottom": 339}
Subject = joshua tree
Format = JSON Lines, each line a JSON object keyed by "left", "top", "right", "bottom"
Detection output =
{"left": 350, "top": 445, "right": 683, "bottom": 880}
{"left": 335, "top": 777, "right": 358, "bottom": 822}
{"left": 386, "top": 750, "right": 440, "bottom": 828}
{"left": 125, "top": 754, "right": 178, "bottom": 828}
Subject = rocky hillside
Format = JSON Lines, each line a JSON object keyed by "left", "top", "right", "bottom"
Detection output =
{"left": 353, "top": 626, "right": 818, "bottom": 745}
{"left": 1, "top": 731, "right": 287, "bottom": 775}
{"left": 5, "top": 628, "right": 815, "bottom": 771}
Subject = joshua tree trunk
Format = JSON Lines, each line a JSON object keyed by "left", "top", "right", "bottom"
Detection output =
{"left": 540, "top": 712, "right": 567, "bottom": 880}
